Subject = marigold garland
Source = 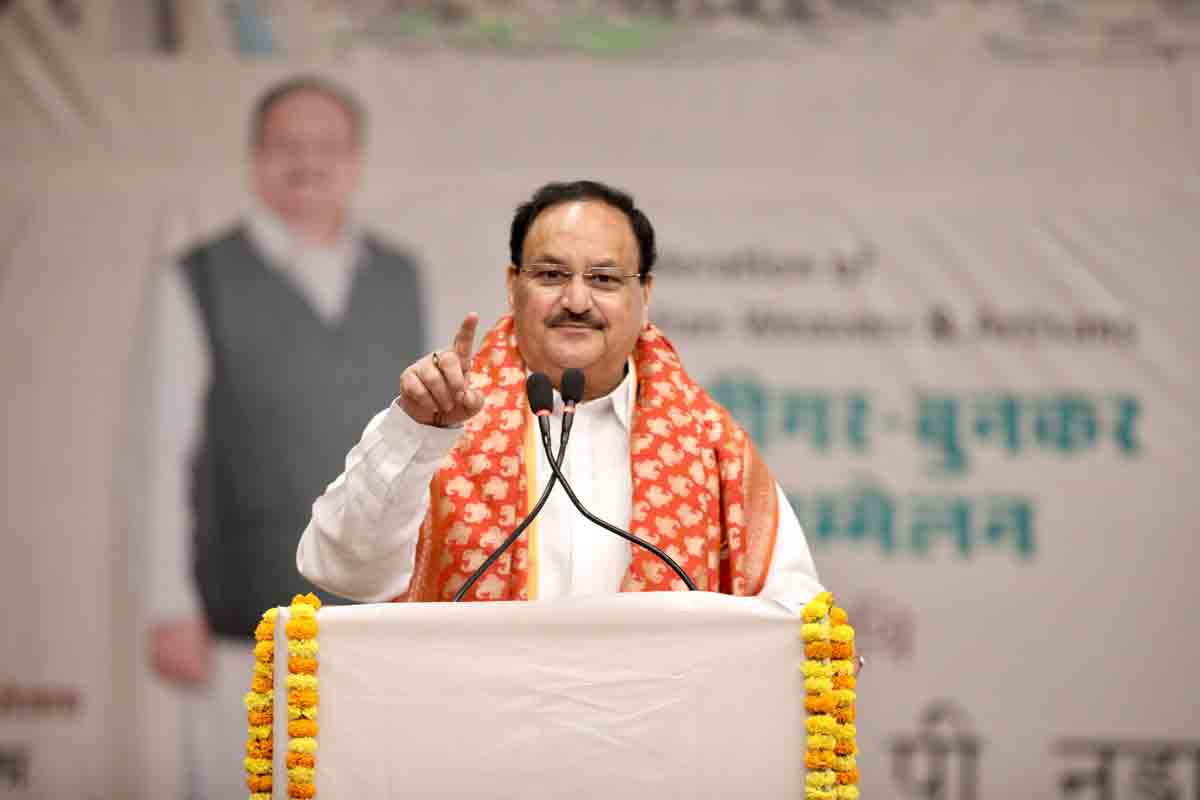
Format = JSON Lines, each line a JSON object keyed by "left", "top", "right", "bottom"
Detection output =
{"left": 244, "top": 593, "right": 322, "bottom": 800}
{"left": 802, "top": 591, "right": 859, "bottom": 800}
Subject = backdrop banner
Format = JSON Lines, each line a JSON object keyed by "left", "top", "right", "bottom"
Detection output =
{"left": 2, "top": 7, "right": 1198, "bottom": 796}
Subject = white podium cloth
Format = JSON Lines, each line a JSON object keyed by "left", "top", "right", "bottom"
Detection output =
{"left": 271, "top": 592, "right": 808, "bottom": 799}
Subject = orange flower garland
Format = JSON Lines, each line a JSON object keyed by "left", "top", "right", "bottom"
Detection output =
{"left": 802, "top": 591, "right": 859, "bottom": 800}
{"left": 285, "top": 593, "right": 321, "bottom": 799}
{"left": 244, "top": 593, "right": 322, "bottom": 800}
{"left": 244, "top": 608, "right": 278, "bottom": 800}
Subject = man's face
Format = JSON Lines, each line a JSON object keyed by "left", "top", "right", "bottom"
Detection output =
{"left": 508, "top": 200, "right": 653, "bottom": 399}
{"left": 252, "top": 89, "right": 362, "bottom": 223}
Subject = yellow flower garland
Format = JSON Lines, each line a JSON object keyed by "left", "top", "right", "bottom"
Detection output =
{"left": 244, "top": 593, "right": 322, "bottom": 800}
{"left": 802, "top": 591, "right": 859, "bottom": 800}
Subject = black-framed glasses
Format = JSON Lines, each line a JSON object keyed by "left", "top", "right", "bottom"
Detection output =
{"left": 519, "top": 264, "right": 642, "bottom": 295}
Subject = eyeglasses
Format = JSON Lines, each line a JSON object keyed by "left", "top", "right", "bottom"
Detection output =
{"left": 519, "top": 264, "right": 642, "bottom": 295}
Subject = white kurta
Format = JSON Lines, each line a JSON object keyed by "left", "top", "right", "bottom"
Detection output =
{"left": 297, "top": 369, "right": 825, "bottom": 612}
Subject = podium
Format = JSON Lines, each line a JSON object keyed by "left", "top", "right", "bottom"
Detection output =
{"left": 268, "top": 592, "right": 808, "bottom": 799}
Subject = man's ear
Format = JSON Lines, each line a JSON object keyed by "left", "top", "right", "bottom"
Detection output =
{"left": 640, "top": 273, "right": 654, "bottom": 326}
{"left": 506, "top": 264, "right": 518, "bottom": 309}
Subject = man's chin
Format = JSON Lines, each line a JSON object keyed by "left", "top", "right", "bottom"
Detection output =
{"left": 543, "top": 339, "right": 602, "bottom": 372}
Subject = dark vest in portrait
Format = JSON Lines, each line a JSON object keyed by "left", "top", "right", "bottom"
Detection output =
{"left": 181, "top": 225, "right": 426, "bottom": 639}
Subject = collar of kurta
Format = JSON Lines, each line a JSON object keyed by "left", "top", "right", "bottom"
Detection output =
{"left": 398, "top": 314, "right": 779, "bottom": 602}
{"left": 246, "top": 202, "right": 364, "bottom": 276}
{"left": 538, "top": 357, "right": 635, "bottom": 431}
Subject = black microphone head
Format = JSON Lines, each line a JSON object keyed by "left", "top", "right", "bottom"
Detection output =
{"left": 526, "top": 372, "right": 555, "bottom": 415}
{"left": 560, "top": 369, "right": 585, "bottom": 406}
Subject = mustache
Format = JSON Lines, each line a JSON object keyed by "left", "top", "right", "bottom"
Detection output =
{"left": 285, "top": 169, "right": 331, "bottom": 185}
{"left": 547, "top": 311, "right": 605, "bottom": 329}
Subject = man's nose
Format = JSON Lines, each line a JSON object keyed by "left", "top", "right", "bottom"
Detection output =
{"left": 297, "top": 145, "right": 329, "bottom": 169}
{"left": 561, "top": 274, "right": 593, "bottom": 313}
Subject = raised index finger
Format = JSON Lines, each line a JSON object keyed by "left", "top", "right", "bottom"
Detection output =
{"left": 453, "top": 312, "right": 480, "bottom": 364}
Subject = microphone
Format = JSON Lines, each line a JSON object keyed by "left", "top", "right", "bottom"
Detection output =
{"left": 559, "top": 367, "right": 586, "bottom": 440}
{"left": 451, "top": 374, "right": 562, "bottom": 602}
{"left": 539, "top": 369, "right": 697, "bottom": 591}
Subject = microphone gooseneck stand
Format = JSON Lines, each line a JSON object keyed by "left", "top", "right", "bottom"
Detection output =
{"left": 535, "top": 369, "right": 697, "bottom": 591}
{"left": 452, "top": 370, "right": 698, "bottom": 601}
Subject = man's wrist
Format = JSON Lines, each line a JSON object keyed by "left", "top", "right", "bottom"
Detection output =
{"left": 382, "top": 399, "right": 462, "bottom": 460}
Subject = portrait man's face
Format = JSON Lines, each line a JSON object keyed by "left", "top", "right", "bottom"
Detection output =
{"left": 252, "top": 88, "right": 362, "bottom": 224}
{"left": 507, "top": 200, "right": 653, "bottom": 398}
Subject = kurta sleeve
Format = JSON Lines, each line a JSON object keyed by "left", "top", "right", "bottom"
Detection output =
{"left": 297, "top": 405, "right": 461, "bottom": 601}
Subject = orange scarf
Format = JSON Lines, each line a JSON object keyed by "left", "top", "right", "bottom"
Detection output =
{"left": 399, "top": 315, "right": 779, "bottom": 602}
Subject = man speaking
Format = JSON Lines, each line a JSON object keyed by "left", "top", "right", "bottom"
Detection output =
{"left": 298, "top": 180, "right": 822, "bottom": 607}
